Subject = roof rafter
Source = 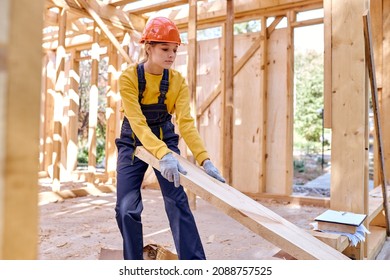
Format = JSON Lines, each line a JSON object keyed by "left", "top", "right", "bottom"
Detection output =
{"left": 48, "top": 0, "right": 145, "bottom": 31}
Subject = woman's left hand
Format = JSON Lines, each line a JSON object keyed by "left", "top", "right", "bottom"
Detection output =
{"left": 202, "top": 160, "right": 226, "bottom": 183}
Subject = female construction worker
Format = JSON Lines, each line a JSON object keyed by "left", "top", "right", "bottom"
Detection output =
{"left": 115, "top": 16, "right": 225, "bottom": 260}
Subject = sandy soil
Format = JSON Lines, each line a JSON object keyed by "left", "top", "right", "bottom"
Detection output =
{"left": 38, "top": 181, "right": 331, "bottom": 260}
{"left": 38, "top": 177, "right": 390, "bottom": 260}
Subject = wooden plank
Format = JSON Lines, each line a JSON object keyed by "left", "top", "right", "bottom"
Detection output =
{"left": 368, "top": 185, "right": 390, "bottom": 224}
{"left": 369, "top": 0, "right": 383, "bottom": 89}
{"left": 330, "top": 0, "right": 367, "bottom": 212}
{"left": 366, "top": 225, "right": 387, "bottom": 259}
{"left": 196, "top": 15, "right": 283, "bottom": 120}
{"left": 186, "top": 0, "right": 198, "bottom": 209}
{"left": 125, "top": 0, "right": 188, "bottom": 15}
{"left": 259, "top": 16, "right": 268, "bottom": 193}
{"left": 382, "top": 0, "right": 390, "bottom": 202}
{"left": 0, "top": 0, "right": 44, "bottom": 259}
{"left": 106, "top": 0, "right": 139, "bottom": 6}
{"left": 221, "top": 0, "right": 234, "bottom": 183}
{"left": 250, "top": 192, "right": 330, "bottom": 208}
{"left": 41, "top": 51, "right": 56, "bottom": 174}
{"left": 135, "top": 146, "right": 350, "bottom": 260}
{"left": 197, "top": 35, "right": 261, "bottom": 118}
{"left": 88, "top": 23, "right": 100, "bottom": 174}
{"left": 265, "top": 29, "right": 289, "bottom": 194}
{"left": 330, "top": 0, "right": 368, "bottom": 260}
{"left": 52, "top": 8, "right": 67, "bottom": 188}
{"left": 323, "top": 0, "right": 332, "bottom": 128}
{"left": 105, "top": 43, "right": 120, "bottom": 178}
{"left": 173, "top": 0, "right": 323, "bottom": 30}
{"left": 285, "top": 11, "right": 295, "bottom": 194}
{"left": 66, "top": 50, "right": 80, "bottom": 173}
{"left": 310, "top": 230, "right": 349, "bottom": 252}
{"left": 232, "top": 33, "right": 262, "bottom": 193}
{"left": 363, "top": 10, "right": 390, "bottom": 236}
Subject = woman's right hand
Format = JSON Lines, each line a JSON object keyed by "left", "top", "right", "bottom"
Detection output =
{"left": 159, "top": 153, "right": 187, "bottom": 187}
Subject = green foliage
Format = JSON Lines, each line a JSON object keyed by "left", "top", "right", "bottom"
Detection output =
{"left": 77, "top": 55, "right": 108, "bottom": 167}
{"left": 294, "top": 50, "right": 324, "bottom": 143}
{"left": 293, "top": 160, "right": 305, "bottom": 173}
{"left": 234, "top": 20, "right": 260, "bottom": 34}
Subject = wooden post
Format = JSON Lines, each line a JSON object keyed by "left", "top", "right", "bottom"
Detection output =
{"left": 330, "top": 0, "right": 369, "bottom": 259}
{"left": 381, "top": 0, "right": 390, "bottom": 188}
{"left": 106, "top": 43, "right": 120, "bottom": 180}
{"left": 187, "top": 0, "right": 198, "bottom": 209}
{"left": 67, "top": 50, "right": 81, "bottom": 174}
{"left": 370, "top": 0, "right": 383, "bottom": 190}
{"left": 259, "top": 16, "right": 268, "bottom": 193}
{"left": 88, "top": 24, "right": 100, "bottom": 175}
{"left": 221, "top": 0, "right": 234, "bottom": 184}
{"left": 52, "top": 8, "right": 67, "bottom": 190}
{"left": 323, "top": 0, "right": 332, "bottom": 128}
{"left": 363, "top": 10, "right": 390, "bottom": 237}
{"left": 286, "top": 11, "right": 295, "bottom": 195}
{"left": 40, "top": 52, "right": 55, "bottom": 175}
{"left": 0, "top": 0, "right": 44, "bottom": 259}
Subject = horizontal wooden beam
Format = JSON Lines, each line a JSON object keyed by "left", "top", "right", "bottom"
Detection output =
{"left": 174, "top": 0, "right": 323, "bottom": 30}
{"left": 48, "top": 0, "right": 145, "bottom": 31}
{"left": 134, "top": 146, "right": 350, "bottom": 260}
{"left": 124, "top": 0, "right": 188, "bottom": 15}
{"left": 106, "top": 0, "right": 139, "bottom": 6}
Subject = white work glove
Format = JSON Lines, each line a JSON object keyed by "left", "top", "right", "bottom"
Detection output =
{"left": 203, "top": 159, "right": 226, "bottom": 183}
{"left": 159, "top": 153, "right": 187, "bottom": 187}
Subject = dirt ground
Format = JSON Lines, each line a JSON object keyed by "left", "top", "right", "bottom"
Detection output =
{"left": 38, "top": 177, "right": 390, "bottom": 260}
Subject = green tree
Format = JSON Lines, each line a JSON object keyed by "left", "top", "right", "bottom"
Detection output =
{"left": 294, "top": 50, "right": 324, "bottom": 143}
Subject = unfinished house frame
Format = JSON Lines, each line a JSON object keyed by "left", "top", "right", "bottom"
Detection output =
{"left": 1, "top": 0, "right": 389, "bottom": 260}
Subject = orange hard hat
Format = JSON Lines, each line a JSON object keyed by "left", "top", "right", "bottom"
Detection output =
{"left": 140, "top": 17, "right": 181, "bottom": 45}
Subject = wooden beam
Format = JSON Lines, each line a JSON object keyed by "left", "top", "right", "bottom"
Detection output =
{"left": 330, "top": 0, "right": 368, "bottom": 211}
{"left": 323, "top": 0, "right": 332, "bottom": 128}
{"left": 134, "top": 146, "right": 350, "bottom": 260}
{"left": 125, "top": 0, "right": 188, "bottom": 15}
{"left": 197, "top": 16, "right": 283, "bottom": 118}
{"left": 363, "top": 10, "right": 390, "bottom": 236}
{"left": 66, "top": 50, "right": 80, "bottom": 173}
{"left": 187, "top": 0, "right": 198, "bottom": 209}
{"left": 285, "top": 11, "right": 295, "bottom": 194}
{"left": 0, "top": 0, "right": 44, "bottom": 259}
{"left": 221, "top": 0, "right": 234, "bottom": 184}
{"left": 106, "top": 0, "right": 139, "bottom": 6}
{"left": 52, "top": 8, "right": 67, "bottom": 189}
{"left": 105, "top": 43, "right": 121, "bottom": 178}
{"left": 88, "top": 23, "right": 100, "bottom": 174}
{"left": 382, "top": 0, "right": 390, "bottom": 192}
{"left": 290, "top": 17, "right": 323, "bottom": 27}
{"left": 266, "top": 16, "right": 284, "bottom": 38}
{"left": 259, "top": 16, "right": 268, "bottom": 193}
{"left": 330, "top": 0, "right": 368, "bottom": 260}
{"left": 76, "top": 0, "right": 133, "bottom": 64}
{"left": 48, "top": 0, "right": 145, "bottom": 31}
{"left": 174, "top": 0, "right": 323, "bottom": 30}
{"left": 42, "top": 51, "right": 56, "bottom": 175}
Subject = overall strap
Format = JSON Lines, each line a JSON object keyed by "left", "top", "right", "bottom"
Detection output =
{"left": 158, "top": 68, "right": 169, "bottom": 104}
{"left": 137, "top": 63, "right": 170, "bottom": 104}
{"left": 137, "top": 63, "right": 146, "bottom": 103}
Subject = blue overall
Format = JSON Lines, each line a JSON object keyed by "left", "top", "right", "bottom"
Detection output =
{"left": 115, "top": 64, "right": 206, "bottom": 260}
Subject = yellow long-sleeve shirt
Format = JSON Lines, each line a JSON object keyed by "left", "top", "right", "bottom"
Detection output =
{"left": 119, "top": 64, "right": 209, "bottom": 165}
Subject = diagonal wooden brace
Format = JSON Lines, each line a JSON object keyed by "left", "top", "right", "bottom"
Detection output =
{"left": 135, "top": 146, "right": 350, "bottom": 260}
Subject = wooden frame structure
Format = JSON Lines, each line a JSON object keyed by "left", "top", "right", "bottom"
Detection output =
{"left": 1, "top": 0, "right": 389, "bottom": 260}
